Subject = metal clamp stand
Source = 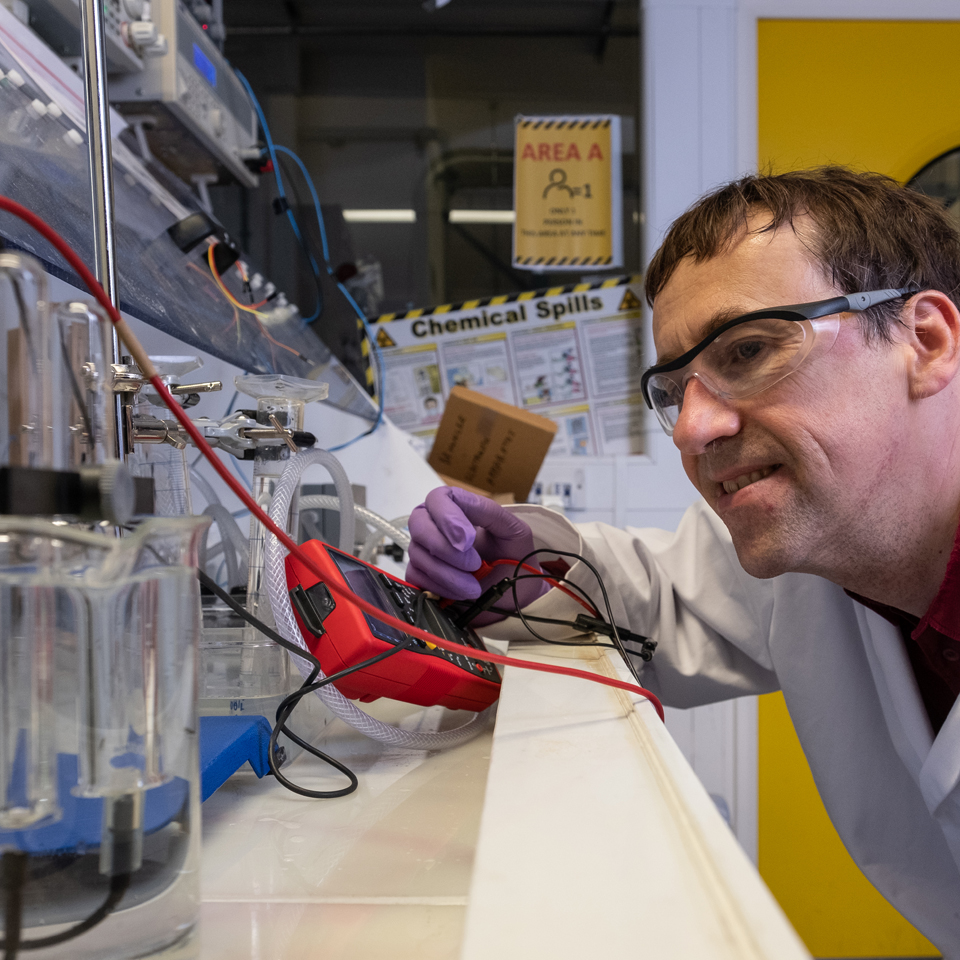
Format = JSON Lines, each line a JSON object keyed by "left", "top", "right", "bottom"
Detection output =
{"left": 78, "top": 0, "right": 125, "bottom": 464}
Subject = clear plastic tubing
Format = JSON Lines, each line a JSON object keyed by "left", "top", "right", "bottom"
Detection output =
{"left": 297, "top": 495, "right": 410, "bottom": 549}
{"left": 264, "top": 448, "right": 493, "bottom": 750}
{"left": 198, "top": 502, "right": 250, "bottom": 591}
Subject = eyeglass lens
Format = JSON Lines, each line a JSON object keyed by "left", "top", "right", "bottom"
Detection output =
{"left": 648, "top": 316, "right": 809, "bottom": 429}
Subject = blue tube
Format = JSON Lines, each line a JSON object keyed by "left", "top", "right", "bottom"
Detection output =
{"left": 269, "top": 146, "right": 385, "bottom": 445}
{"left": 234, "top": 70, "right": 320, "bottom": 321}
{"left": 235, "top": 71, "right": 385, "bottom": 444}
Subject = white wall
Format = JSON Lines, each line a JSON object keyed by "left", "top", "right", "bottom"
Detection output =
{"left": 638, "top": 0, "right": 757, "bottom": 860}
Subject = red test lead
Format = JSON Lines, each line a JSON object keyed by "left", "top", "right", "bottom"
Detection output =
{"left": 0, "top": 195, "right": 665, "bottom": 724}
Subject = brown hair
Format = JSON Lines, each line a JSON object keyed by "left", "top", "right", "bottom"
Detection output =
{"left": 644, "top": 165, "right": 960, "bottom": 342}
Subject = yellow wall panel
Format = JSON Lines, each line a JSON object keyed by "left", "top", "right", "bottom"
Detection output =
{"left": 757, "top": 18, "right": 956, "bottom": 957}
{"left": 758, "top": 694, "right": 937, "bottom": 957}
{"left": 759, "top": 19, "right": 960, "bottom": 184}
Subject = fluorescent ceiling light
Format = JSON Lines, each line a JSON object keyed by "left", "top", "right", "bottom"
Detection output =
{"left": 448, "top": 209, "right": 516, "bottom": 224}
{"left": 343, "top": 209, "right": 416, "bottom": 223}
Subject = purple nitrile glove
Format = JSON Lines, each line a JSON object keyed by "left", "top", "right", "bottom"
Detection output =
{"left": 406, "top": 486, "right": 549, "bottom": 623}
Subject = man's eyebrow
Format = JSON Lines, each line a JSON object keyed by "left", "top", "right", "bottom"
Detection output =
{"left": 654, "top": 307, "right": 748, "bottom": 367}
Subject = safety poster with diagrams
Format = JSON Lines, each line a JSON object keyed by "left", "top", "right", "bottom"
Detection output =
{"left": 371, "top": 277, "right": 645, "bottom": 458}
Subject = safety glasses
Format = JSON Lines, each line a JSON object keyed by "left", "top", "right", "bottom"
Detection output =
{"left": 640, "top": 286, "right": 917, "bottom": 435}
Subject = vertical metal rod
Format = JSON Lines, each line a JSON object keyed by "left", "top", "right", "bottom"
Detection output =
{"left": 78, "top": 0, "right": 125, "bottom": 463}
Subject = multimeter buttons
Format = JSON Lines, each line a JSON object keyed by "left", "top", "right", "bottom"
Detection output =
{"left": 378, "top": 572, "right": 420, "bottom": 625}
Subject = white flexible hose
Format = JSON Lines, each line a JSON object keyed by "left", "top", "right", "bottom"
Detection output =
{"left": 359, "top": 514, "right": 410, "bottom": 563}
{"left": 198, "top": 502, "right": 249, "bottom": 589}
{"left": 189, "top": 465, "right": 222, "bottom": 508}
{"left": 264, "top": 449, "right": 493, "bottom": 749}
{"left": 298, "top": 496, "right": 410, "bottom": 550}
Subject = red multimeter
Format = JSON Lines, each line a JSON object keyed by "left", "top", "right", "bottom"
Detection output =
{"left": 284, "top": 541, "right": 501, "bottom": 712}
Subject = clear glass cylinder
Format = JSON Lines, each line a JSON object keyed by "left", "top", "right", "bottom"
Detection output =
{"left": 0, "top": 251, "right": 53, "bottom": 469}
{"left": 128, "top": 439, "right": 193, "bottom": 517}
{"left": 127, "top": 356, "right": 203, "bottom": 517}
{"left": 52, "top": 301, "right": 118, "bottom": 469}
{"left": 0, "top": 515, "right": 208, "bottom": 960}
{"left": 0, "top": 557, "right": 59, "bottom": 830}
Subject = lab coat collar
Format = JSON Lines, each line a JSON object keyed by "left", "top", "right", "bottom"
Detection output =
{"left": 858, "top": 605, "right": 934, "bottom": 783}
{"left": 921, "top": 696, "right": 960, "bottom": 816}
{"left": 859, "top": 604, "right": 960, "bottom": 815}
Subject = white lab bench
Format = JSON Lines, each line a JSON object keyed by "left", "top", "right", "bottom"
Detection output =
{"left": 198, "top": 643, "right": 810, "bottom": 960}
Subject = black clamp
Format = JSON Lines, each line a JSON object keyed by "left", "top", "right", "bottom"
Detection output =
{"left": 573, "top": 614, "right": 658, "bottom": 661}
{"left": 289, "top": 581, "right": 336, "bottom": 637}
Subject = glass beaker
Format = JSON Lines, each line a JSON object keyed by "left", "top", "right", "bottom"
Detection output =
{"left": 0, "top": 514, "right": 209, "bottom": 960}
{"left": 51, "top": 300, "right": 118, "bottom": 469}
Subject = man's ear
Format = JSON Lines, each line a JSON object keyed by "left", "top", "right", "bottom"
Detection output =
{"left": 900, "top": 291, "right": 960, "bottom": 400}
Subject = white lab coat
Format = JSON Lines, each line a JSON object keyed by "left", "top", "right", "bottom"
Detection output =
{"left": 485, "top": 501, "right": 960, "bottom": 955}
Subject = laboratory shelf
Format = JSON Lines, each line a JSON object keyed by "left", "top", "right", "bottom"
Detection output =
{"left": 198, "top": 643, "right": 810, "bottom": 959}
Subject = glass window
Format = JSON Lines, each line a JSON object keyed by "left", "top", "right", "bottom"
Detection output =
{"left": 214, "top": 2, "right": 640, "bottom": 385}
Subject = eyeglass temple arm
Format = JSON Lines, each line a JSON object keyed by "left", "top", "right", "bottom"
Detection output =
{"left": 803, "top": 288, "right": 912, "bottom": 320}
{"left": 836, "top": 285, "right": 920, "bottom": 315}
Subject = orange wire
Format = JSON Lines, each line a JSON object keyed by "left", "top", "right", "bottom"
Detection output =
{"left": 185, "top": 260, "right": 226, "bottom": 304}
{"left": 253, "top": 312, "right": 304, "bottom": 359}
{"left": 206, "top": 244, "right": 269, "bottom": 318}
{"left": 205, "top": 244, "right": 305, "bottom": 360}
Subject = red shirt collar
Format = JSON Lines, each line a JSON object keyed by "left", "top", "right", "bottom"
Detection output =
{"left": 912, "top": 521, "right": 960, "bottom": 642}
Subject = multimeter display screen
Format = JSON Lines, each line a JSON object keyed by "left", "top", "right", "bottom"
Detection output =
{"left": 328, "top": 548, "right": 408, "bottom": 644}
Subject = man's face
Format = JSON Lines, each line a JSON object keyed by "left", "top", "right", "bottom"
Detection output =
{"left": 652, "top": 217, "right": 911, "bottom": 580}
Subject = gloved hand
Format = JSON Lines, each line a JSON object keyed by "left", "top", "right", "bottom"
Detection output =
{"left": 406, "top": 486, "right": 548, "bottom": 621}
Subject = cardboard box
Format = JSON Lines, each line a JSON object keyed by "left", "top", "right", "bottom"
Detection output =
{"left": 437, "top": 474, "right": 515, "bottom": 505}
{"left": 428, "top": 387, "right": 557, "bottom": 502}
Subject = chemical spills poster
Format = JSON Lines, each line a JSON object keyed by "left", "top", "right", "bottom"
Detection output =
{"left": 513, "top": 115, "right": 623, "bottom": 270}
{"left": 371, "top": 277, "right": 646, "bottom": 458}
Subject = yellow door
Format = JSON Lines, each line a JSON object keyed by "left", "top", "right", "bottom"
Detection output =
{"left": 757, "top": 19, "right": 960, "bottom": 958}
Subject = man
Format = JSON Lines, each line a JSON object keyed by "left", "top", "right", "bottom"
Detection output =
{"left": 406, "top": 167, "right": 960, "bottom": 952}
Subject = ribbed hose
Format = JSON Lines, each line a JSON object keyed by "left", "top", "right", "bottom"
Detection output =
{"left": 359, "top": 515, "right": 410, "bottom": 564}
{"left": 189, "top": 466, "right": 222, "bottom": 508}
{"left": 198, "top": 502, "right": 250, "bottom": 590}
{"left": 298, "top": 496, "right": 410, "bottom": 551}
{"left": 264, "top": 449, "right": 493, "bottom": 749}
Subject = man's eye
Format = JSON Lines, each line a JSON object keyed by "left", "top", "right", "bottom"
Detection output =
{"left": 650, "top": 381, "right": 679, "bottom": 408}
{"left": 733, "top": 340, "right": 764, "bottom": 361}
{"left": 714, "top": 337, "right": 768, "bottom": 368}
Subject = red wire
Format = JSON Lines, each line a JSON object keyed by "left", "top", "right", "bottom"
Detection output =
{"left": 0, "top": 196, "right": 665, "bottom": 723}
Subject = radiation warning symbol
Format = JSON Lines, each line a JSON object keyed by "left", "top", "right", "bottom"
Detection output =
{"left": 376, "top": 328, "right": 397, "bottom": 348}
{"left": 618, "top": 288, "right": 641, "bottom": 312}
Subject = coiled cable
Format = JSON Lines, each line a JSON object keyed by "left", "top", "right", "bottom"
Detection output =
{"left": 264, "top": 449, "right": 493, "bottom": 750}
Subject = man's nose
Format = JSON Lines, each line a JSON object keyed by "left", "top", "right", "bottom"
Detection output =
{"left": 671, "top": 376, "right": 741, "bottom": 454}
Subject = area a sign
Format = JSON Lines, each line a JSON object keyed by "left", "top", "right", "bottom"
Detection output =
{"left": 513, "top": 115, "right": 623, "bottom": 272}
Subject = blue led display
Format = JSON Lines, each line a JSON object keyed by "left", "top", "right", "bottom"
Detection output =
{"left": 192, "top": 43, "right": 216, "bottom": 88}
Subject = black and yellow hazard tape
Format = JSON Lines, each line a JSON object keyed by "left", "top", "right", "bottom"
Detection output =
{"left": 515, "top": 256, "right": 614, "bottom": 267}
{"left": 517, "top": 118, "right": 612, "bottom": 130}
{"left": 357, "top": 316, "right": 377, "bottom": 395}
{"left": 371, "top": 274, "right": 642, "bottom": 324}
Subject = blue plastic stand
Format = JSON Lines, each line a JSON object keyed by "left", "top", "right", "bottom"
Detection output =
{"left": 199, "top": 715, "right": 273, "bottom": 801}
